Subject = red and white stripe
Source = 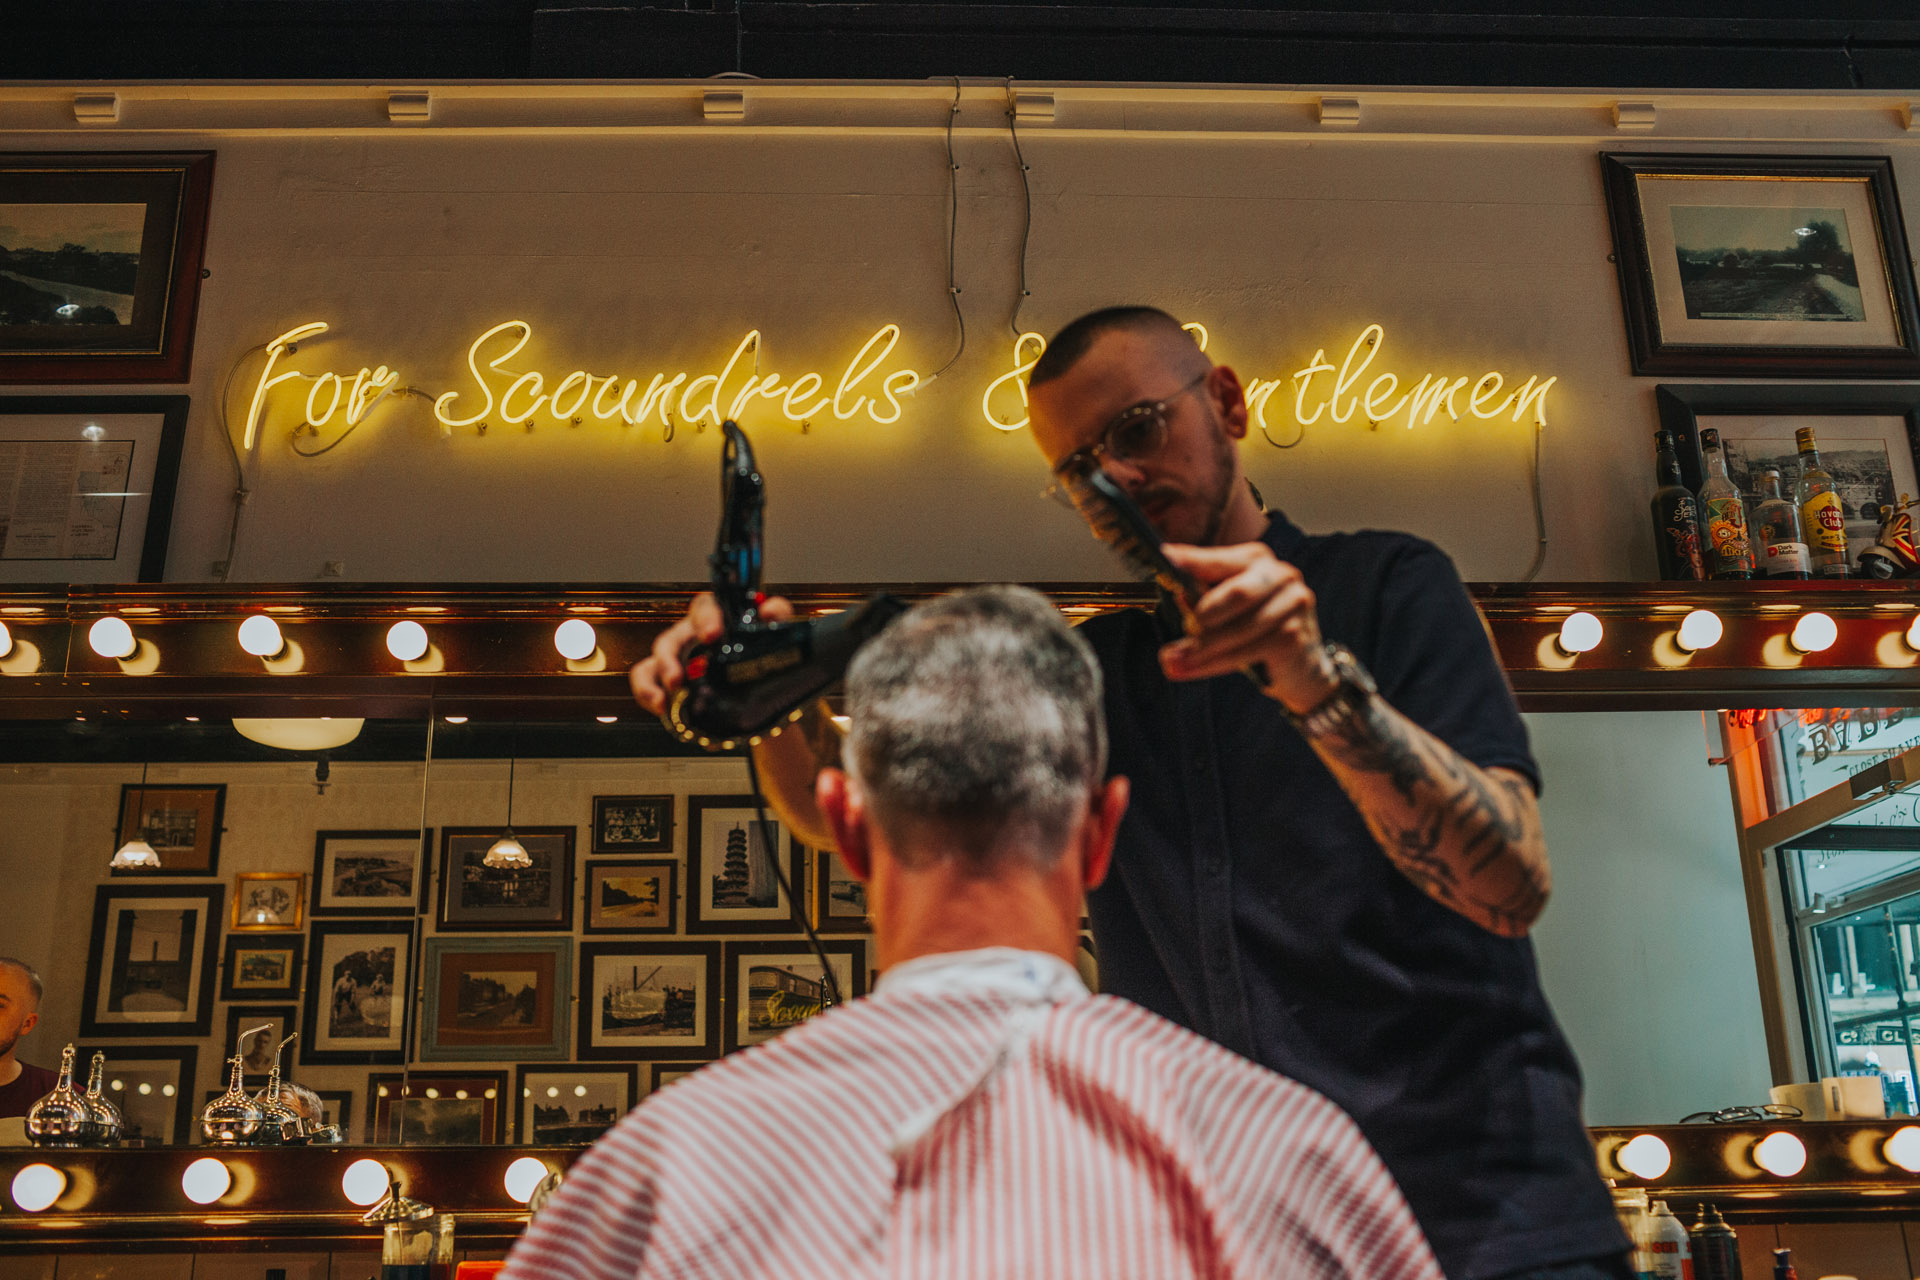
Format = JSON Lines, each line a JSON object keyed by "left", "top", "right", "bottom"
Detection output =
{"left": 503, "top": 984, "right": 1441, "bottom": 1280}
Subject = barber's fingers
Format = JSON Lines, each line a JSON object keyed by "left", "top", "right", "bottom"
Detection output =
{"left": 1169, "top": 545, "right": 1302, "bottom": 635}
{"left": 760, "top": 596, "right": 795, "bottom": 623}
{"left": 630, "top": 593, "right": 724, "bottom": 714}
{"left": 1161, "top": 579, "right": 1320, "bottom": 682}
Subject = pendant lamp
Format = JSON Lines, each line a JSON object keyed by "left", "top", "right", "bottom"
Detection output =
{"left": 484, "top": 743, "right": 531, "bottom": 870}
{"left": 110, "top": 761, "right": 161, "bottom": 870}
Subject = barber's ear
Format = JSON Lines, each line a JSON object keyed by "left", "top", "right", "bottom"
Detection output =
{"left": 815, "top": 768, "right": 873, "bottom": 883}
{"left": 1081, "top": 776, "right": 1130, "bottom": 890}
{"left": 1208, "top": 364, "right": 1250, "bottom": 441}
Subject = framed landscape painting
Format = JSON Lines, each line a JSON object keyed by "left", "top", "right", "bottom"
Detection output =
{"left": 514, "top": 1063, "right": 637, "bottom": 1143}
{"left": 420, "top": 935, "right": 571, "bottom": 1061}
{"left": 576, "top": 941, "right": 720, "bottom": 1062}
{"left": 437, "top": 827, "right": 574, "bottom": 932}
{"left": 583, "top": 859, "right": 677, "bottom": 934}
{"left": 686, "top": 795, "right": 800, "bottom": 934}
{"left": 220, "top": 932, "right": 303, "bottom": 1001}
{"left": 312, "top": 829, "right": 428, "bottom": 917}
{"left": 79, "top": 883, "right": 220, "bottom": 1037}
{"left": 300, "top": 920, "right": 413, "bottom": 1065}
{"left": 113, "top": 782, "right": 223, "bottom": 876}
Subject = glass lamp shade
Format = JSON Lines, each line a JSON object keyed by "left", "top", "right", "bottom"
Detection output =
{"left": 232, "top": 717, "right": 365, "bottom": 751}
{"left": 110, "top": 839, "right": 161, "bottom": 870}
{"left": 484, "top": 834, "right": 532, "bottom": 870}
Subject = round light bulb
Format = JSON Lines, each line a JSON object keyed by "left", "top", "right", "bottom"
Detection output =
{"left": 341, "top": 1158, "right": 390, "bottom": 1207}
{"left": 1887, "top": 1125, "right": 1920, "bottom": 1172}
{"left": 1616, "top": 1133, "right": 1671, "bottom": 1180}
{"left": 181, "top": 1157, "right": 232, "bottom": 1205}
{"left": 1557, "top": 612, "right": 1603, "bottom": 655}
{"left": 1675, "top": 610, "right": 1723, "bottom": 653}
{"left": 0, "top": 620, "right": 11, "bottom": 659}
{"left": 1906, "top": 616, "right": 1920, "bottom": 653}
{"left": 1754, "top": 1130, "right": 1808, "bottom": 1177}
{"left": 595, "top": 715, "right": 618, "bottom": 724}
{"left": 504, "top": 1157, "right": 551, "bottom": 1205}
{"left": 545, "top": 1086, "right": 559, "bottom": 1098}
{"left": 386, "top": 620, "right": 429, "bottom": 662}
{"left": 237, "top": 615, "right": 284, "bottom": 657}
{"left": 1791, "top": 612, "right": 1838, "bottom": 654}
{"left": 444, "top": 715, "right": 468, "bottom": 725}
{"left": 573, "top": 1085, "right": 587, "bottom": 1097}
{"left": 81, "top": 423, "right": 106, "bottom": 442}
{"left": 10, "top": 1164, "right": 65, "bottom": 1212}
{"left": 554, "top": 618, "right": 597, "bottom": 661}
{"left": 88, "top": 616, "right": 136, "bottom": 659}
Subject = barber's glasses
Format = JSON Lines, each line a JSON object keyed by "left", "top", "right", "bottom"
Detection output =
{"left": 1042, "top": 370, "right": 1209, "bottom": 508}
{"left": 1677, "top": 1104, "right": 1804, "bottom": 1124}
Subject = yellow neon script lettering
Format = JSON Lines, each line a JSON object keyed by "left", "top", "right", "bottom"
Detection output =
{"left": 1290, "top": 351, "right": 1337, "bottom": 427}
{"left": 548, "top": 370, "right": 594, "bottom": 422}
{"left": 834, "top": 325, "right": 902, "bottom": 421}
{"left": 346, "top": 366, "right": 399, "bottom": 425}
{"left": 243, "top": 322, "right": 330, "bottom": 450}
{"left": 435, "top": 320, "right": 530, "bottom": 429}
{"left": 982, "top": 332, "right": 1047, "bottom": 432}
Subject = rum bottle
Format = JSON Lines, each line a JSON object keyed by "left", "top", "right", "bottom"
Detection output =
{"left": 1650, "top": 430, "right": 1705, "bottom": 580}
{"left": 1698, "top": 428, "right": 1755, "bottom": 580}
{"left": 1753, "top": 467, "right": 1811, "bottom": 579}
{"left": 1795, "top": 426, "right": 1851, "bottom": 578}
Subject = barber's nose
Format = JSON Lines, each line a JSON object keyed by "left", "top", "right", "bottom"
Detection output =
{"left": 1100, "top": 453, "right": 1149, "bottom": 493}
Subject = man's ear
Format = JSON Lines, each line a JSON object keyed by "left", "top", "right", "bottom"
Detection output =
{"left": 18, "top": 1009, "right": 37, "bottom": 1038}
{"left": 1208, "top": 364, "right": 1251, "bottom": 441}
{"left": 1081, "top": 775, "right": 1130, "bottom": 891}
{"left": 815, "top": 768, "right": 873, "bottom": 883}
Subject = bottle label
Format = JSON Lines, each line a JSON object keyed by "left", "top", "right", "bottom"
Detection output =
{"left": 1803, "top": 492, "right": 1848, "bottom": 554}
{"left": 1704, "top": 496, "right": 1752, "bottom": 569}
{"left": 1765, "top": 540, "right": 1811, "bottom": 575}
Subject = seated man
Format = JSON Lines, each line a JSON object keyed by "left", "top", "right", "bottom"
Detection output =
{"left": 504, "top": 586, "right": 1442, "bottom": 1280}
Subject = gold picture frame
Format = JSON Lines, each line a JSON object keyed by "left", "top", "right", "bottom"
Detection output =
{"left": 231, "top": 871, "right": 306, "bottom": 932}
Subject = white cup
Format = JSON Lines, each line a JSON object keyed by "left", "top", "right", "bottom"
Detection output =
{"left": 1770, "top": 1081, "right": 1829, "bottom": 1120}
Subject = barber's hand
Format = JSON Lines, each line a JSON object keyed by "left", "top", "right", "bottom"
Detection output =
{"left": 1157, "top": 542, "right": 1338, "bottom": 715}
{"left": 629, "top": 592, "right": 795, "bottom": 715}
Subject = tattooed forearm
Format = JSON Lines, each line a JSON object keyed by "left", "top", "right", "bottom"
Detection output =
{"left": 1311, "top": 694, "right": 1551, "bottom": 938}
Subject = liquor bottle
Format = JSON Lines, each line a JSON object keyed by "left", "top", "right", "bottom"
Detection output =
{"left": 1753, "top": 468, "right": 1811, "bottom": 579}
{"left": 1698, "top": 428, "right": 1756, "bottom": 580}
{"left": 25, "top": 1044, "right": 97, "bottom": 1148}
{"left": 1795, "top": 426, "right": 1851, "bottom": 578}
{"left": 1650, "top": 430, "right": 1706, "bottom": 580}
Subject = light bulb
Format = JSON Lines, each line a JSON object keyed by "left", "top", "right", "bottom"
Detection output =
{"left": 1616, "top": 1133, "right": 1671, "bottom": 1180}
{"left": 341, "top": 1159, "right": 390, "bottom": 1207}
{"left": 573, "top": 1085, "right": 587, "bottom": 1097}
{"left": 1557, "top": 612, "right": 1603, "bottom": 655}
{"left": 1754, "top": 1130, "right": 1807, "bottom": 1177}
{"left": 110, "top": 839, "right": 161, "bottom": 871}
{"left": 1906, "top": 616, "right": 1920, "bottom": 652}
{"left": 595, "top": 715, "right": 618, "bottom": 724}
{"left": 484, "top": 835, "right": 532, "bottom": 870}
{"left": 0, "top": 620, "right": 11, "bottom": 659}
{"left": 181, "top": 1157, "right": 232, "bottom": 1204}
{"left": 1791, "top": 612, "right": 1838, "bottom": 654}
{"left": 386, "top": 620, "right": 429, "bottom": 662}
{"left": 1675, "top": 610, "right": 1723, "bottom": 653}
{"left": 444, "top": 715, "right": 468, "bottom": 724}
{"left": 10, "top": 1163, "right": 65, "bottom": 1212}
{"left": 237, "top": 615, "right": 284, "bottom": 657}
{"left": 504, "top": 1157, "right": 551, "bottom": 1204}
{"left": 1886, "top": 1125, "right": 1920, "bottom": 1172}
{"left": 88, "top": 616, "right": 136, "bottom": 659}
{"left": 554, "top": 618, "right": 597, "bottom": 661}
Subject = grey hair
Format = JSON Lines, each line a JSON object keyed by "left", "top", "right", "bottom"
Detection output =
{"left": 0, "top": 957, "right": 44, "bottom": 1005}
{"left": 843, "top": 585, "right": 1107, "bottom": 867}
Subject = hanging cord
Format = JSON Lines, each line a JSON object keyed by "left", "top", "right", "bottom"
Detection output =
{"left": 1520, "top": 420, "right": 1548, "bottom": 582}
{"left": 1005, "top": 76, "right": 1034, "bottom": 337}
{"left": 214, "top": 344, "right": 267, "bottom": 581}
{"left": 745, "top": 747, "right": 845, "bottom": 1008}
{"left": 924, "top": 76, "right": 968, "bottom": 384}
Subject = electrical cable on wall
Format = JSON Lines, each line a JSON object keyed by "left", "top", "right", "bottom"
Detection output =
{"left": 215, "top": 342, "right": 267, "bottom": 581}
{"left": 1521, "top": 420, "right": 1548, "bottom": 582}
{"left": 923, "top": 76, "right": 968, "bottom": 384}
{"left": 745, "top": 748, "right": 845, "bottom": 1007}
{"left": 1006, "top": 77, "right": 1034, "bottom": 337}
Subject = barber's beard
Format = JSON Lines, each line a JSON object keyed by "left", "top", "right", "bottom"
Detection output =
{"left": 1193, "top": 417, "right": 1240, "bottom": 547}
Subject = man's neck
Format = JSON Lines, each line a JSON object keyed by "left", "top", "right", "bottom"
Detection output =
{"left": 0, "top": 1055, "right": 21, "bottom": 1089}
{"left": 871, "top": 859, "right": 1082, "bottom": 975}
{"left": 1211, "top": 477, "right": 1271, "bottom": 547}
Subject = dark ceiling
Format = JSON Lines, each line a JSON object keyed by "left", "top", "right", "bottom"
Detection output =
{"left": 9, "top": 2, "right": 1920, "bottom": 89}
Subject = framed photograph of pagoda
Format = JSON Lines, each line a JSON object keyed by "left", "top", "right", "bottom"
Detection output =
{"left": 684, "top": 795, "right": 801, "bottom": 934}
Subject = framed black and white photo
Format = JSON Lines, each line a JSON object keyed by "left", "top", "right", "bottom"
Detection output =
{"left": 593, "top": 794, "right": 674, "bottom": 854}
{"left": 79, "top": 883, "right": 221, "bottom": 1037}
{"left": 367, "top": 1071, "right": 506, "bottom": 1145}
{"left": 420, "top": 935, "right": 571, "bottom": 1062}
{"left": 311, "top": 1088, "right": 353, "bottom": 1136}
{"left": 0, "top": 152, "right": 215, "bottom": 383}
{"left": 576, "top": 940, "right": 721, "bottom": 1062}
{"left": 514, "top": 1063, "right": 638, "bottom": 1143}
{"left": 300, "top": 919, "right": 414, "bottom": 1065}
{"left": 230, "top": 871, "right": 304, "bottom": 932}
{"left": 112, "top": 782, "right": 223, "bottom": 876}
{"left": 1603, "top": 154, "right": 1920, "bottom": 377}
{"left": 225, "top": 1004, "right": 295, "bottom": 1082}
{"left": 583, "top": 859, "right": 677, "bottom": 934}
{"left": 437, "top": 826, "right": 574, "bottom": 932}
{"left": 723, "top": 940, "right": 866, "bottom": 1054}
{"left": 686, "top": 795, "right": 800, "bottom": 934}
{"left": 78, "top": 1044, "right": 196, "bottom": 1146}
{"left": 311, "top": 829, "right": 428, "bottom": 917}
{"left": 0, "top": 396, "right": 189, "bottom": 583}
{"left": 813, "top": 848, "right": 870, "bottom": 933}
{"left": 648, "top": 1063, "right": 703, "bottom": 1095}
{"left": 220, "top": 932, "right": 303, "bottom": 1001}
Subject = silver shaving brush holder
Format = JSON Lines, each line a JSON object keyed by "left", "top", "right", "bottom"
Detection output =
{"left": 26, "top": 1044, "right": 101, "bottom": 1148}
{"left": 251, "top": 1032, "right": 307, "bottom": 1145}
{"left": 80, "top": 1050, "right": 122, "bottom": 1146}
{"left": 201, "top": 1045, "right": 264, "bottom": 1146}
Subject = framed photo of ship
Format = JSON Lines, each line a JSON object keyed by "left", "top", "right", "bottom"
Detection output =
{"left": 576, "top": 941, "right": 721, "bottom": 1062}
{"left": 112, "top": 782, "right": 224, "bottom": 876}
{"left": 813, "top": 849, "right": 870, "bottom": 933}
{"left": 514, "top": 1063, "right": 638, "bottom": 1143}
{"left": 300, "top": 920, "right": 413, "bottom": 1066}
{"left": 685, "top": 795, "right": 801, "bottom": 934}
{"left": 722, "top": 940, "right": 866, "bottom": 1054}
{"left": 592, "top": 794, "right": 674, "bottom": 853}
{"left": 419, "top": 935, "right": 571, "bottom": 1062}
{"left": 312, "top": 829, "right": 429, "bottom": 917}
{"left": 367, "top": 1071, "right": 506, "bottom": 1145}
{"left": 437, "top": 826, "right": 574, "bottom": 932}
{"left": 583, "top": 859, "right": 677, "bottom": 934}
{"left": 77, "top": 1043, "right": 196, "bottom": 1146}
{"left": 79, "top": 882, "right": 221, "bottom": 1037}
{"left": 220, "top": 932, "right": 303, "bottom": 1001}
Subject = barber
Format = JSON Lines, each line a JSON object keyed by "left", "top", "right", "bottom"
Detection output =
{"left": 632, "top": 307, "right": 1627, "bottom": 1280}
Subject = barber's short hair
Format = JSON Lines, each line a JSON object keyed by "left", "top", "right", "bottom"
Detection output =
{"left": 1028, "top": 305, "right": 1198, "bottom": 390}
{"left": 0, "top": 957, "right": 44, "bottom": 1006}
{"left": 843, "top": 585, "right": 1106, "bottom": 868}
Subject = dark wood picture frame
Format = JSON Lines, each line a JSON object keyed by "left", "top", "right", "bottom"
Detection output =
{"left": 812, "top": 847, "right": 871, "bottom": 934}
{"left": 583, "top": 858, "right": 678, "bottom": 934}
{"left": 0, "top": 151, "right": 215, "bottom": 383}
{"left": 592, "top": 793, "right": 675, "bottom": 853}
{"left": 300, "top": 919, "right": 415, "bottom": 1066}
{"left": 685, "top": 795, "right": 802, "bottom": 934}
{"left": 1602, "top": 153, "right": 1920, "bottom": 377}
{"left": 219, "top": 932, "right": 304, "bottom": 1001}
{"left": 1654, "top": 383, "right": 1920, "bottom": 498}
{"left": 648, "top": 1062, "right": 704, "bottom": 1094}
{"left": 576, "top": 940, "right": 722, "bottom": 1062}
{"left": 419, "top": 934, "right": 571, "bottom": 1062}
{"left": 224, "top": 1003, "right": 296, "bottom": 1082}
{"left": 0, "top": 394, "right": 189, "bottom": 582}
{"left": 79, "top": 882, "right": 221, "bottom": 1038}
{"left": 78, "top": 1043, "right": 197, "bottom": 1146}
{"left": 112, "top": 781, "right": 224, "bottom": 875}
{"left": 311, "top": 828, "right": 430, "bottom": 917}
{"left": 436, "top": 826, "right": 575, "bottom": 932}
{"left": 722, "top": 939, "right": 867, "bottom": 1054}
{"left": 513, "top": 1062, "right": 639, "bottom": 1143}
{"left": 366, "top": 1070, "right": 508, "bottom": 1145}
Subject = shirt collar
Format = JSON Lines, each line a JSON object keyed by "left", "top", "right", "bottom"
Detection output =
{"left": 875, "top": 947, "right": 1089, "bottom": 1003}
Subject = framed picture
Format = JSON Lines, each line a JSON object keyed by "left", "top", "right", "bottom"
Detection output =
{"left": 220, "top": 932, "right": 303, "bottom": 1001}
{"left": 437, "top": 826, "right": 574, "bottom": 932}
{"left": 113, "top": 782, "right": 224, "bottom": 876}
{"left": 230, "top": 871, "right": 305, "bottom": 932}
{"left": 311, "top": 1088, "right": 353, "bottom": 1136}
{"left": 1603, "top": 154, "right": 1920, "bottom": 377}
{"left": 0, "top": 152, "right": 214, "bottom": 382}
{"left": 420, "top": 935, "right": 571, "bottom": 1062}
{"left": 576, "top": 941, "right": 721, "bottom": 1062}
{"left": 1654, "top": 384, "right": 1920, "bottom": 568}
{"left": 0, "top": 395, "right": 189, "bottom": 583}
{"left": 648, "top": 1063, "right": 704, "bottom": 1094}
{"left": 301, "top": 919, "right": 414, "bottom": 1065}
{"left": 813, "top": 849, "right": 870, "bottom": 933}
{"left": 514, "top": 1063, "right": 638, "bottom": 1144}
{"left": 583, "top": 859, "right": 678, "bottom": 934}
{"left": 224, "top": 1004, "right": 295, "bottom": 1081}
{"left": 78, "top": 1044, "right": 196, "bottom": 1146}
{"left": 592, "top": 794, "right": 674, "bottom": 853}
{"left": 79, "top": 883, "right": 221, "bottom": 1037}
{"left": 311, "top": 829, "right": 429, "bottom": 917}
{"left": 686, "top": 795, "right": 801, "bottom": 933}
{"left": 367, "top": 1071, "right": 506, "bottom": 1145}
{"left": 722, "top": 940, "right": 866, "bottom": 1054}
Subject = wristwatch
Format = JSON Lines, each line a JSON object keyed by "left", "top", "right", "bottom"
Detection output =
{"left": 1288, "top": 643, "right": 1378, "bottom": 741}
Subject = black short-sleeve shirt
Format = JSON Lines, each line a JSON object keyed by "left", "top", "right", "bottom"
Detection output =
{"left": 1078, "top": 513, "right": 1626, "bottom": 1280}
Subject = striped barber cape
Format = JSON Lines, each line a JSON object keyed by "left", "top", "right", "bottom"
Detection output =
{"left": 502, "top": 948, "right": 1442, "bottom": 1280}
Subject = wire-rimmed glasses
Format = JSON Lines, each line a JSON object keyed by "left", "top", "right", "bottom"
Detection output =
{"left": 1041, "top": 370, "right": 1209, "bottom": 508}
{"left": 1677, "top": 1104, "right": 1804, "bottom": 1124}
